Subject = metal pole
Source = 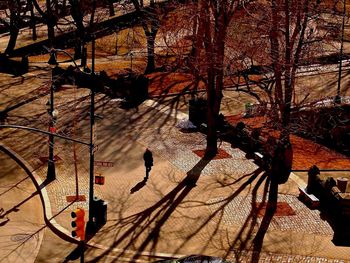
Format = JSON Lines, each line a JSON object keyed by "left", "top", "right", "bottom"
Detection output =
{"left": 80, "top": 240, "right": 84, "bottom": 263}
{"left": 335, "top": 0, "right": 346, "bottom": 104}
{"left": 88, "top": 35, "right": 95, "bottom": 225}
{"left": 47, "top": 71, "right": 56, "bottom": 181}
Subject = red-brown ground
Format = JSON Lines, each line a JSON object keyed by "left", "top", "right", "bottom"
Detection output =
{"left": 147, "top": 72, "right": 205, "bottom": 96}
{"left": 193, "top": 149, "right": 232, "bottom": 160}
{"left": 225, "top": 115, "right": 350, "bottom": 170}
{"left": 149, "top": 73, "right": 350, "bottom": 171}
{"left": 255, "top": 202, "right": 296, "bottom": 217}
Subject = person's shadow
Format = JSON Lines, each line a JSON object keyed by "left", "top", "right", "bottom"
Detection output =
{"left": 130, "top": 177, "right": 148, "bottom": 194}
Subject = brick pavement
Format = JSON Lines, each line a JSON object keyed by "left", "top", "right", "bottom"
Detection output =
{"left": 208, "top": 194, "right": 333, "bottom": 236}
{"left": 2, "top": 76, "right": 350, "bottom": 262}
{"left": 85, "top": 100, "right": 350, "bottom": 262}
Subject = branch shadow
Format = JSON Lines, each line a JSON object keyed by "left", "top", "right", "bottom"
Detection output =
{"left": 0, "top": 190, "right": 39, "bottom": 219}
{"left": 88, "top": 156, "right": 213, "bottom": 262}
{"left": 170, "top": 167, "right": 268, "bottom": 260}
{"left": 0, "top": 175, "right": 30, "bottom": 197}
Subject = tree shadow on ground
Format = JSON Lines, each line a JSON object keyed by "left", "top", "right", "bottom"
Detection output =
{"left": 88, "top": 156, "right": 213, "bottom": 262}
{"left": 250, "top": 172, "right": 278, "bottom": 262}
{"left": 170, "top": 167, "right": 270, "bottom": 261}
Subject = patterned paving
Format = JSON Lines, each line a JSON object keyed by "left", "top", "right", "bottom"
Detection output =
{"left": 208, "top": 194, "right": 333, "bottom": 236}
{"left": 141, "top": 128, "right": 258, "bottom": 176}
{"left": 230, "top": 249, "right": 350, "bottom": 263}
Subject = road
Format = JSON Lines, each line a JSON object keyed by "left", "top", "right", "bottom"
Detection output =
{"left": 0, "top": 150, "right": 44, "bottom": 263}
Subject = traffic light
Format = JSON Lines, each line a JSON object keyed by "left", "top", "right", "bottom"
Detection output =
{"left": 95, "top": 175, "right": 105, "bottom": 185}
{"left": 71, "top": 208, "right": 85, "bottom": 240}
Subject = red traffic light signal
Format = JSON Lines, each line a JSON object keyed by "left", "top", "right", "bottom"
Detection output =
{"left": 71, "top": 208, "right": 85, "bottom": 240}
{"left": 95, "top": 175, "right": 105, "bottom": 185}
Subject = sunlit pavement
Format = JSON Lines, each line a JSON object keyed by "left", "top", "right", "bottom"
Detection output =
{"left": 1, "top": 67, "right": 350, "bottom": 262}
{"left": 0, "top": 151, "right": 44, "bottom": 263}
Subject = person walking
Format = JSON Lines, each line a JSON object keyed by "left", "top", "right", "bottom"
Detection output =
{"left": 143, "top": 148, "right": 153, "bottom": 180}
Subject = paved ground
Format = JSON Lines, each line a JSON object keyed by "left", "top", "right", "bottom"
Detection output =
{"left": 0, "top": 151, "right": 44, "bottom": 263}
{"left": 1, "top": 65, "right": 350, "bottom": 262}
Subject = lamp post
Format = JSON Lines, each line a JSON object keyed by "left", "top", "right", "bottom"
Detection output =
{"left": 48, "top": 38, "right": 96, "bottom": 234}
{"left": 335, "top": 0, "right": 346, "bottom": 104}
{"left": 47, "top": 52, "right": 59, "bottom": 181}
{"left": 88, "top": 35, "right": 96, "bottom": 229}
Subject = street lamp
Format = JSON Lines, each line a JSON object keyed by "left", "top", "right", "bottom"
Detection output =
{"left": 46, "top": 51, "right": 59, "bottom": 181}
{"left": 47, "top": 39, "right": 97, "bottom": 235}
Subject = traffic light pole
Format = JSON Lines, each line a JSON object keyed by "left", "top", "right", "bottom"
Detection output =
{"left": 88, "top": 35, "right": 96, "bottom": 227}
{"left": 80, "top": 240, "right": 84, "bottom": 263}
{"left": 47, "top": 80, "right": 56, "bottom": 181}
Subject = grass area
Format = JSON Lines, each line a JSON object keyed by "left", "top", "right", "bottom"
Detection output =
{"left": 95, "top": 27, "right": 146, "bottom": 56}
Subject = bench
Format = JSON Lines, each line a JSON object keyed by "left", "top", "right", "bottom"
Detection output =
{"left": 298, "top": 187, "right": 320, "bottom": 208}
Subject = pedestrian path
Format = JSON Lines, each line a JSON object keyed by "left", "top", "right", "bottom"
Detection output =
{"left": 1, "top": 95, "right": 350, "bottom": 262}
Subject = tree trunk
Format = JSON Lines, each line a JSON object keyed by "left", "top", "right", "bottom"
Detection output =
{"left": 5, "top": 6, "right": 19, "bottom": 54}
{"left": 115, "top": 31, "right": 118, "bottom": 55}
{"left": 108, "top": 0, "right": 115, "bottom": 16}
{"left": 74, "top": 38, "right": 82, "bottom": 59}
{"left": 5, "top": 2, "right": 20, "bottom": 54}
{"left": 28, "top": 0, "right": 37, "bottom": 40}
{"left": 144, "top": 31, "right": 156, "bottom": 73}
{"left": 46, "top": 0, "right": 55, "bottom": 47}
{"left": 90, "top": 0, "right": 97, "bottom": 25}
{"left": 206, "top": 92, "right": 218, "bottom": 156}
{"left": 5, "top": 28, "right": 19, "bottom": 54}
{"left": 69, "top": 0, "right": 85, "bottom": 62}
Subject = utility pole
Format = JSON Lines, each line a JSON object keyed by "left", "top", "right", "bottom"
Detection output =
{"left": 88, "top": 35, "right": 96, "bottom": 230}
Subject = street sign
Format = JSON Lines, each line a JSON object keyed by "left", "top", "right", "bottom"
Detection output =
{"left": 94, "top": 160, "right": 114, "bottom": 167}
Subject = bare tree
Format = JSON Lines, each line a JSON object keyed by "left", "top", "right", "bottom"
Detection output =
{"left": 2, "top": 0, "right": 22, "bottom": 54}
{"left": 131, "top": 0, "right": 160, "bottom": 73}
{"left": 189, "top": 0, "right": 244, "bottom": 156}
{"left": 27, "top": 0, "right": 37, "bottom": 40}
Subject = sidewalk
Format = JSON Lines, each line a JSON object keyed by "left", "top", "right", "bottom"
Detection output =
{"left": 0, "top": 150, "right": 44, "bottom": 263}
{"left": 1, "top": 63, "right": 350, "bottom": 262}
{"left": 3, "top": 97, "right": 350, "bottom": 262}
